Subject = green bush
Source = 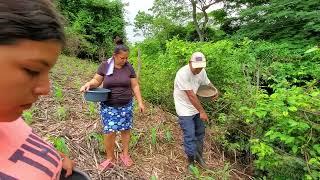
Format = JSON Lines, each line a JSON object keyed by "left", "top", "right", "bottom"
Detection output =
{"left": 242, "top": 60, "right": 320, "bottom": 178}
{"left": 131, "top": 38, "right": 320, "bottom": 178}
{"left": 63, "top": 27, "right": 97, "bottom": 58}
{"left": 57, "top": 0, "right": 126, "bottom": 60}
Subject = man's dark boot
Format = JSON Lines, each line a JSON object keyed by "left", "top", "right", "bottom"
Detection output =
{"left": 195, "top": 151, "right": 210, "bottom": 169}
{"left": 195, "top": 142, "right": 210, "bottom": 169}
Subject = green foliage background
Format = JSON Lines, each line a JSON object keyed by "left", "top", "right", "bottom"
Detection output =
{"left": 56, "top": 0, "right": 126, "bottom": 59}
{"left": 56, "top": 0, "right": 320, "bottom": 178}
{"left": 130, "top": 38, "right": 320, "bottom": 178}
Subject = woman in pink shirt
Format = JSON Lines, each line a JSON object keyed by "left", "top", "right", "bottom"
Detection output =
{"left": 0, "top": 0, "right": 75, "bottom": 179}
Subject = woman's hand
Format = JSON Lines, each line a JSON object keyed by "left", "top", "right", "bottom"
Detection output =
{"left": 62, "top": 156, "right": 75, "bottom": 178}
{"left": 138, "top": 103, "right": 145, "bottom": 113}
{"left": 80, "top": 82, "right": 91, "bottom": 92}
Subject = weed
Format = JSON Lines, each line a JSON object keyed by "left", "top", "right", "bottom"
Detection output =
{"left": 130, "top": 131, "right": 141, "bottom": 148}
{"left": 50, "top": 136, "right": 69, "bottom": 155}
{"left": 88, "top": 132, "right": 105, "bottom": 153}
{"left": 73, "top": 78, "right": 82, "bottom": 89}
{"left": 164, "top": 128, "right": 173, "bottom": 143}
{"left": 150, "top": 175, "right": 157, "bottom": 180}
{"left": 22, "top": 110, "right": 33, "bottom": 125}
{"left": 151, "top": 127, "right": 157, "bottom": 145}
{"left": 55, "top": 106, "right": 68, "bottom": 121}
{"left": 190, "top": 165, "right": 201, "bottom": 179}
{"left": 53, "top": 84, "right": 63, "bottom": 102}
{"left": 88, "top": 102, "right": 97, "bottom": 118}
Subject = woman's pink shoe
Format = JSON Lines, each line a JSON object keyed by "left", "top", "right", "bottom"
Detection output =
{"left": 120, "top": 154, "right": 133, "bottom": 167}
{"left": 98, "top": 159, "right": 115, "bottom": 171}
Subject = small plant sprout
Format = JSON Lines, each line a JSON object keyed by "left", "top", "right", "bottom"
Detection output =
{"left": 53, "top": 83, "right": 63, "bottom": 102}
{"left": 55, "top": 106, "right": 68, "bottom": 121}
{"left": 50, "top": 136, "right": 69, "bottom": 155}
{"left": 22, "top": 110, "right": 33, "bottom": 125}
{"left": 88, "top": 132, "right": 105, "bottom": 153}
{"left": 164, "top": 128, "right": 173, "bottom": 143}
{"left": 151, "top": 127, "right": 157, "bottom": 145}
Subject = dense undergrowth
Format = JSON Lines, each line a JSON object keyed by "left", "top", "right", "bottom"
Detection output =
{"left": 130, "top": 38, "right": 320, "bottom": 179}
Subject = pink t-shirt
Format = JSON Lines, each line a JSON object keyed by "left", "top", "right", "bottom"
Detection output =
{"left": 0, "top": 118, "right": 62, "bottom": 180}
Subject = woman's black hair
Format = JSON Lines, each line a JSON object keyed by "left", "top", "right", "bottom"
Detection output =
{"left": 113, "top": 37, "right": 129, "bottom": 54}
{"left": 0, "top": 0, "right": 65, "bottom": 45}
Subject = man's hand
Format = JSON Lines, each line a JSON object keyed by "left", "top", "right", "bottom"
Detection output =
{"left": 200, "top": 111, "right": 209, "bottom": 121}
{"left": 211, "top": 92, "right": 219, "bottom": 101}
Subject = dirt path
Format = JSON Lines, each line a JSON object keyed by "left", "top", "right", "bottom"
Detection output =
{"left": 29, "top": 56, "right": 250, "bottom": 180}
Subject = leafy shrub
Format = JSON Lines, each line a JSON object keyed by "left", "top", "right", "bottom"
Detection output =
{"left": 131, "top": 38, "right": 320, "bottom": 178}
{"left": 57, "top": 0, "right": 126, "bottom": 60}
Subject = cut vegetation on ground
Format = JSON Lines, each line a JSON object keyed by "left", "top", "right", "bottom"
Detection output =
{"left": 27, "top": 56, "right": 252, "bottom": 180}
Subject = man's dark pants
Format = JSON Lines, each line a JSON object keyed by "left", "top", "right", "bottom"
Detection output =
{"left": 178, "top": 113, "right": 205, "bottom": 157}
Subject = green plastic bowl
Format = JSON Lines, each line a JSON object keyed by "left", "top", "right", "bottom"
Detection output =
{"left": 84, "top": 88, "right": 111, "bottom": 102}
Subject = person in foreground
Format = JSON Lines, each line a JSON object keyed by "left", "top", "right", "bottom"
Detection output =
{"left": 0, "top": 0, "right": 76, "bottom": 179}
{"left": 80, "top": 38, "right": 145, "bottom": 170}
{"left": 173, "top": 52, "right": 219, "bottom": 170}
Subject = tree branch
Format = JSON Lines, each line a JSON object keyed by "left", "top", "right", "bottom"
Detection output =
{"left": 201, "top": 8, "right": 209, "bottom": 31}
{"left": 202, "top": 0, "right": 223, "bottom": 10}
{"left": 190, "top": 0, "right": 204, "bottom": 41}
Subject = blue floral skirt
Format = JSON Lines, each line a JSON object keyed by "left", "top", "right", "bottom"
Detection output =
{"left": 100, "top": 101, "right": 133, "bottom": 134}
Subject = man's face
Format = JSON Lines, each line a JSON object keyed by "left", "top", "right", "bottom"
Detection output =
{"left": 189, "top": 62, "right": 204, "bottom": 75}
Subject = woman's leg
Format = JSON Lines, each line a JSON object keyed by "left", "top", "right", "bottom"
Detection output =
{"left": 104, "top": 132, "right": 116, "bottom": 161}
{"left": 120, "top": 129, "right": 133, "bottom": 167}
{"left": 121, "top": 130, "right": 131, "bottom": 156}
{"left": 100, "top": 103, "right": 117, "bottom": 162}
{"left": 119, "top": 100, "right": 134, "bottom": 166}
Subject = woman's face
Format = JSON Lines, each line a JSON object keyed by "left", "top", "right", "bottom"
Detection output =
{"left": 0, "top": 40, "right": 62, "bottom": 122}
{"left": 113, "top": 50, "right": 129, "bottom": 67}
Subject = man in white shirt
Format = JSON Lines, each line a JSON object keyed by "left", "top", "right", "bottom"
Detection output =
{"left": 173, "top": 52, "right": 218, "bottom": 170}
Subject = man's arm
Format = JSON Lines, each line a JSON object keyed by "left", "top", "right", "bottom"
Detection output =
{"left": 185, "top": 90, "right": 209, "bottom": 121}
